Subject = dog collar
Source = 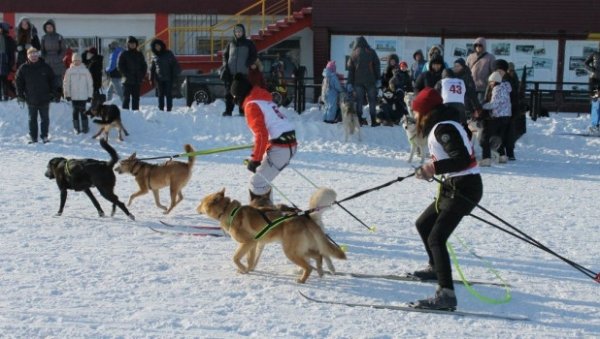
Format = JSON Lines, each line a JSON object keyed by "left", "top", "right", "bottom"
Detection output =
{"left": 227, "top": 206, "right": 241, "bottom": 229}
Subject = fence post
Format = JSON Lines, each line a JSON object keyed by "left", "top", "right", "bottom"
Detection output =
{"left": 530, "top": 82, "right": 539, "bottom": 121}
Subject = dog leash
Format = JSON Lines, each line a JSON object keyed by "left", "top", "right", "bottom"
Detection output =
{"left": 137, "top": 144, "right": 254, "bottom": 161}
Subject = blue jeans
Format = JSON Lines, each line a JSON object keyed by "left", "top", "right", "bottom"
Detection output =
{"left": 354, "top": 84, "right": 377, "bottom": 122}
{"left": 591, "top": 99, "right": 600, "bottom": 127}
{"left": 107, "top": 77, "right": 123, "bottom": 102}
{"left": 28, "top": 104, "right": 50, "bottom": 141}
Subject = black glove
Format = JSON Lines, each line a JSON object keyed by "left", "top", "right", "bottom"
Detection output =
{"left": 87, "top": 97, "right": 92, "bottom": 103}
{"left": 17, "top": 96, "right": 25, "bottom": 103}
{"left": 66, "top": 97, "right": 72, "bottom": 102}
{"left": 246, "top": 159, "right": 261, "bottom": 173}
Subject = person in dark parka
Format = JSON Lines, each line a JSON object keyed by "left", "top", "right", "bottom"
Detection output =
{"left": 82, "top": 47, "right": 103, "bottom": 97}
{"left": 40, "top": 19, "right": 65, "bottom": 99}
{"left": 221, "top": 24, "right": 257, "bottom": 116}
{"left": 15, "top": 17, "right": 41, "bottom": 69}
{"left": 347, "top": 36, "right": 381, "bottom": 126}
{"left": 150, "top": 39, "right": 181, "bottom": 111}
{"left": 0, "top": 22, "right": 17, "bottom": 100}
{"left": 118, "top": 36, "right": 147, "bottom": 111}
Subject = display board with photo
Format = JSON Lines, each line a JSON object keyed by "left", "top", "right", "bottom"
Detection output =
{"left": 563, "top": 40, "right": 600, "bottom": 86}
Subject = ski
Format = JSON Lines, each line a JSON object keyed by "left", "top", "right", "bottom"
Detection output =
{"left": 327, "top": 272, "right": 510, "bottom": 287}
{"left": 159, "top": 220, "right": 221, "bottom": 230}
{"left": 299, "top": 291, "right": 529, "bottom": 321}
{"left": 148, "top": 225, "right": 224, "bottom": 237}
{"left": 558, "top": 132, "right": 600, "bottom": 138}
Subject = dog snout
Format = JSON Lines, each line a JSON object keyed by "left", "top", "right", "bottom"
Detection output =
{"left": 114, "top": 165, "right": 122, "bottom": 173}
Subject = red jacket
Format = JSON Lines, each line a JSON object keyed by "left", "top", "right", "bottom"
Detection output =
{"left": 243, "top": 86, "right": 296, "bottom": 161}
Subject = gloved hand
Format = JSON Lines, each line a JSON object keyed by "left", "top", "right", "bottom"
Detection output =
{"left": 415, "top": 161, "right": 435, "bottom": 180}
{"left": 245, "top": 159, "right": 261, "bottom": 173}
{"left": 66, "top": 96, "right": 72, "bottom": 102}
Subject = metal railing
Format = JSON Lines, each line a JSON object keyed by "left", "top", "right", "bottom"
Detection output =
{"left": 525, "top": 81, "right": 591, "bottom": 119}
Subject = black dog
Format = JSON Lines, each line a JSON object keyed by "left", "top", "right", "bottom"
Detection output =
{"left": 85, "top": 104, "right": 130, "bottom": 141}
{"left": 45, "top": 139, "right": 135, "bottom": 220}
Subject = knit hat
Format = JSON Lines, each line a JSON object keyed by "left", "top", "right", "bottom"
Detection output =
{"left": 412, "top": 87, "right": 443, "bottom": 115}
{"left": 71, "top": 53, "right": 82, "bottom": 62}
{"left": 488, "top": 71, "right": 504, "bottom": 84}
{"left": 230, "top": 73, "right": 253, "bottom": 103}
{"left": 454, "top": 58, "right": 466, "bottom": 68}
{"left": 326, "top": 60, "right": 336, "bottom": 72}
{"left": 494, "top": 59, "right": 509, "bottom": 72}
{"left": 399, "top": 61, "right": 408, "bottom": 69}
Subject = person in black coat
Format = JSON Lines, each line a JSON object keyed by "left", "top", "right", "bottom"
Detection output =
{"left": 408, "top": 87, "right": 483, "bottom": 310}
{"left": 82, "top": 47, "right": 104, "bottom": 97}
{"left": 15, "top": 18, "right": 41, "bottom": 69}
{"left": 118, "top": 36, "right": 147, "bottom": 110}
{"left": 381, "top": 53, "right": 399, "bottom": 89}
{"left": 0, "top": 22, "right": 17, "bottom": 101}
{"left": 15, "top": 47, "right": 55, "bottom": 143}
{"left": 150, "top": 39, "right": 181, "bottom": 111}
{"left": 221, "top": 24, "right": 257, "bottom": 116}
{"left": 414, "top": 55, "right": 445, "bottom": 94}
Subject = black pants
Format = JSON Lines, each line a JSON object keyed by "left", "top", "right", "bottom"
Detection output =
{"left": 480, "top": 117, "right": 510, "bottom": 159}
{"left": 157, "top": 80, "right": 173, "bottom": 111}
{"left": 415, "top": 174, "right": 483, "bottom": 289}
{"left": 223, "top": 81, "right": 244, "bottom": 115}
{"left": 27, "top": 104, "right": 50, "bottom": 141}
{"left": 122, "top": 83, "right": 141, "bottom": 110}
{"left": 72, "top": 100, "right": 88, "bottom": 131}
{"left": 0, "top": 75, "right": 10, "bottom": 100}
{"left": 589, "top": 78, "right": 600, "bottom": 95}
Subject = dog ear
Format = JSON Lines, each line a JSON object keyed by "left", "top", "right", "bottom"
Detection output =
{"left": 128, "top": 152, "right": 136, "bottom": 159}
{"left": 218, "top": 188, "right": 226, "bottom": 196}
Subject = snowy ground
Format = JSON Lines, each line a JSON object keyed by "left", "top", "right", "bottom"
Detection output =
{"left": 0, "top": 97, "right": 598, "bottom": 338}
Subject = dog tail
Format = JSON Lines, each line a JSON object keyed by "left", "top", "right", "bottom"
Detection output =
{"left": 308, "top": 187, "right": 337, "bottom": 227}
{"left": 100, "top": 138, "right": 119, "bottom": 168}
{"left": 308, "top": 222, "right": 346, "bottom": 260}
{"left": 184, "top": 144, "right": 195, "bottom": 167}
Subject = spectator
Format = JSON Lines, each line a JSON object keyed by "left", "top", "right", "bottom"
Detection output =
{"left": 63, "top": 53, "right": 93, "bottom": 134}
{"left": 452, "top": 58, "right": 481, "bottom": 120}
{"left": 590, "top": 90, "right": 600, "bottom": 134}
{"left": 0, "top": 22, "right": 16, "bottom": 101}
{"left": 411, "top": 50, "right": 426, "bottom": 89}
{"left": 584, "top": 42, "right": 600, "bottom": 95}
{"left": 381, "top": 53, "right": 399, "bottom": 89}
{"left": 347, "top": 36, "right": 381, "bottom": 127}
{"left": 150, "top": 38, "right": 181, "bottom": 112}
{"left": 421, "top": 45, "right": 448, "bottom": 72}
{"left": 321, "top": 60, "right": 343, "bottom": 123}
{"left": 82, "top": 47, "right": 103, "bottom": 97}
{"left": 466, "top": 37, "right": 496, "bottom": 101}
{"left": 118, "top": 36, "right": 147, "bottom": 111}
{"left": 105, "top": 41, "right": 124, "bottom": 101}
{"left": 479, "top": 71, "right": 512, "bottom": 166}
{"left": 40, "top": 19, "right": 65, "bottom": 100}
{"left": 230, "top": 73, "right": 297, "bottom": 203}
{"left": 495, "top": 59, "right": 519, "bottom": 160}
{"left": 15, "top": 47, "right": 55, "bottom": 144}
{"left": 221, "top": 24, "right": 257, "bottom": 116}
{"left": 248, "top": 59, "right": 267, "bottom": 89}
{"left": 390, "top": 61, "right": 413, "bottom": 93}
{"left": 415, "top": 55, "right": 445, "bottom": 93}
{"left": 15, "top": 18, "right": 41, "bottom": 70}
{"left": 436, "top": 69, "right": 467, "bottom": 124}
{"left": 62, "top": 47, "right": 73, "bottom": 70}
{"left": 507, "top": 62, "right": 526, "bottom": 142}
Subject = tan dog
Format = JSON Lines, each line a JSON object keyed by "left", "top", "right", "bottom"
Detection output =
{"left": 85, "top": 104, "right": 129, "bottom": 141}
{"left": 115, "top": 144, "right": 195, "bottom": 214}
{"left": 401, "top": 115, "right": 428, "bottom": 164}
{"left": 196, "top": 188, "right": 346, "bottom": 283}
{"left": 339, "top": 91, "right": 362, "bottom": 142}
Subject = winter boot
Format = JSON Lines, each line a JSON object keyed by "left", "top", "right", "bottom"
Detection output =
{"left": 72, "top": 120, "right": 81, "bottom": 135}
{"left": 410, "top": 264, "right": 437, "bottom": 280}
{"left": 249, "top": 189, "right": 273, "bottom": 207}
{"left": 81, "top": 118, "right": 89, "bottom": 134}
{"left": 410, "top": 287, "right": 457, "bottom": 311}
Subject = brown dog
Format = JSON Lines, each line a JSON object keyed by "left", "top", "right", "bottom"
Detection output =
{"left": 85, "top": 104, "right": 129, "bottom": 141}
{"left": 114, "top": 144, "right": 195, "bottom": 214}
{"left": 196, "top": 188, "right": 346, "bottom": 283}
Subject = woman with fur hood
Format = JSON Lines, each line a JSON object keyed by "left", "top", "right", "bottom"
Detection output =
{"left": 0, "top": 22, "right": 17, "bottom": 101}
{"left": 421, "top": 45, "right": 449, "bottom": 72}
{"left": 63, "top": 53, "right": 93, "bottom": 134}
{"left": 321, "top": 60, "right": 343, "bottom": 123}
{"left": 41, "top": 19, "right": 66, "bottom": 98}
{"left": 15, "top": 18, "right": 41, "bottom": 69}
{"left": 150, "top": 38, "right": 181, "bottom": 112}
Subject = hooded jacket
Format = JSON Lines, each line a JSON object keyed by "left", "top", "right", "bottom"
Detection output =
{"left": 15, "top": 17, "right": 41, "bottom": 68}
{"left": 150, "top": 39, "right": 181, "bottom": 83}
{"left": 381, "top": 53, "right": 399, "bottom": 89}
{"left": 83, "top": 48, "right": 103, "bottom": 92}
{"left": 0, "top": 22, "right": 16, "bottom": 76}
{"left": 63, "top": 62, "right": 93, "bottom": 101}
{"left": 223, "top": 24, "right": 257, "bottom": 80}
{"left": 347, "top": 36, "right": 380, "bottom": 87}
{"left": 118, "top": 36, "right": 148, "bottom": 85}
{"left": 466, "top": 37, "right": 496, "bottom": 92}
{"left": 411, "top": 49, "right": 426, "bottom": 83}
{"left": 40, "top": 19, "right": 66, "bottom": 78}
{"left": 414, "top": 55, "right": 445, "bottom": 92}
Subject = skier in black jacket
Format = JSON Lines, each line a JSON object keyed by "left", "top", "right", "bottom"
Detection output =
{"left": 408, "top": 87, "right": 483, "bottom": 310}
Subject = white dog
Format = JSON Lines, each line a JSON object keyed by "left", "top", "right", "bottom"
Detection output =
{"left": 401, "top": 115, "right": 428, "bottom": 164}
{"left": 339, "top": 92, "right": 362, "bottom": 142}
{"left": 404, "top": 92, "right": 416, "bottom": 118}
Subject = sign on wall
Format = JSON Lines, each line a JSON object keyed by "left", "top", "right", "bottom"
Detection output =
{"left": 446, "top": 39, "right": 559, "bottom": 88}
{"left": 563, "top": 40, "right": 599, "bottom": 87}
{"left": 330, "top": 35, "right": 441, "bottom": 75}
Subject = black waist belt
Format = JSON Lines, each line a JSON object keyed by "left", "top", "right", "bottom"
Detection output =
{"left": 271, "top": 130, "right": 296, "bottom": 145}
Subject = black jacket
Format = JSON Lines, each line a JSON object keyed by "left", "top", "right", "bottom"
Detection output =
{"left": 83, "top": 53, "right": 103, "bottom": 91}
{"left": 15, "top": 59, "right": 55, "bottom": 105}
{"left": 0, "top": 26, "right": 17, "bottom": 76}
{"left": 118, "top": 48, "right": 147, "bottom": 85}
{"left": 150, "top": 39, "right": 181, "bottom": 83}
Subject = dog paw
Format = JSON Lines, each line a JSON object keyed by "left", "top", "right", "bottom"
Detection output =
{"left": 296, "top": 278, "right": 307, "bottom": 284}
{"left": 237, "top": 268, "right": 249, "bottom": 274}
{"left": 98, "top": 212, "right": 105, "bottom": 217}
{"left": 55, "top": 212, "right": 62, "bottom": 217}
{"left": 128, "top": 214, "right": 136, "bottom": 221}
